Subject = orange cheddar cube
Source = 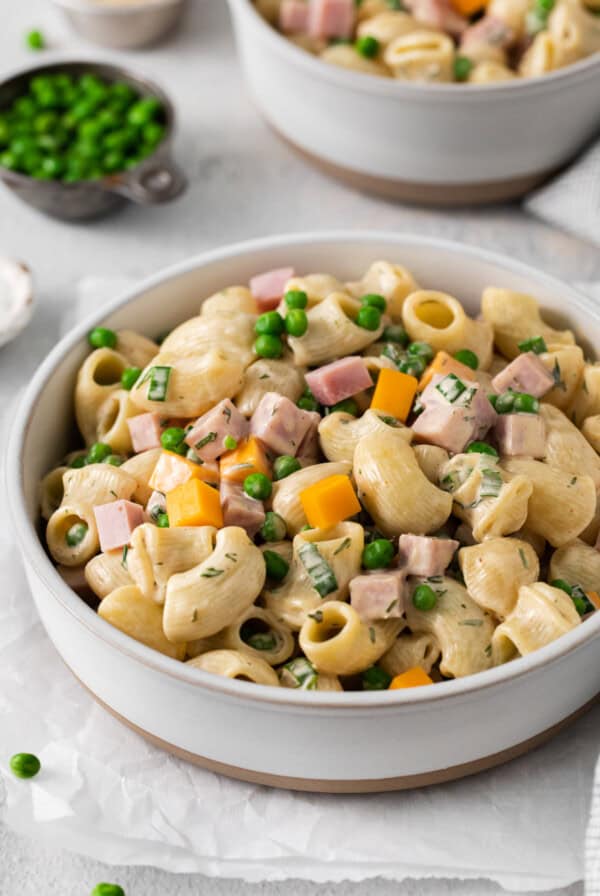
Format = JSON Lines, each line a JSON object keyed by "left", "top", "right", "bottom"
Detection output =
{"left": 370, "top": 368, "right": 418, "bottom": 423}
{"left": 389, "top": 667, "right": 434, "bottom": 689}
{"left": 300, "top": 474, "right": 361, "bottom": 530}
{"left": 149, "top": 450, "right": 219, "bottom": 493}
{"left": 450, "top": 0, "right": 487, "bottom": 15}
{"left": 166, "top": 478, "right": 223, "bottom": 528}
{"left": 219, "top": 436, "right": 271, "bottom": 483}
{"left": 587, "top": 591, "right": 600, "bottom": 610}
{"left": 418, "top": 351, "right": 475, "bottom": 393}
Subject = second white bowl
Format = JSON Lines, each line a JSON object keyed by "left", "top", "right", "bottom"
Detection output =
{"left": 227, "top": 0, "right": 600, "bottom": 205}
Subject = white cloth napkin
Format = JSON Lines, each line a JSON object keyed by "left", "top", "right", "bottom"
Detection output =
{"left": 1, "top": 278, "right": 599, "bottom": 892}
{"left": 525, "top": 141, "right": 600, "bottom": 247}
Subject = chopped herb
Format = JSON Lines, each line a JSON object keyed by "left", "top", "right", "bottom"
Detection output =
{"left": 225, "top": 552, "right": 238, "bottom": 562}
{"left": 484, "top": 644, "right": 492, "bottom": 657}
{"left": 459, "top": 619, "right": 483, "bottom": 627}
{"left": 201, "top": 567, "right": 224, "bottom": 578}
{"left": 333, "top": 537, "right": 352, "bottom": 555}
{"left": 308, "top": 610, "right": 324, "bottom": 623}
{"left": 378, "top": 414, "right": 400, "bottom": 427}
{"left": 570, "top": 476, "right": 578, "bottom": 486}
{"left": 192, "top": 609, "right": 198, "bottom": 622}
{"left": 298, "top": 543, "right": 338, "bottom": 597}
{"left": 440, "top": 473, "right": 457, "bottom": 492}
{"left": 368, "top": 626, "right": 376, "bottom": 644}
{"left": 121, "top": 545, "right": 129, "bottom": 568}
{"left": 259, "top": 373, "right": 270, "bottom": 380}
{"left": 426, "top": 575, "right": 444, "bottom": 584}
{"left": 109, "top": 489, "right": 117, "bottom": 498}
{"left": 552, "top": 359, "right": 566, "bottom": 390}
{"left": 195, "top": 431, "right": 217, "bottom": 450}
{"left": 518, "top": 547, "right": 528, "bottom": 568}
{"left": 222, "top": 405, "right": 232, "bottom": 422}
{"left": 385, "top": 598, "right": 398, "bottom": 614}
{"left": 147, "top": 366, "right": 171, "bottom": 402}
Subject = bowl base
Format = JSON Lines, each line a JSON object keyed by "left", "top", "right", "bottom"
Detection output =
{"left": 275, "top": 129, "right": 557, "bottom": 207}
{"left": 77, "top": 670, "right": 598, "bottom": 793}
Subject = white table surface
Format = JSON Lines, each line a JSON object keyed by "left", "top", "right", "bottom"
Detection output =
{"left": 0, "top": 1, "right": 597, "bottom": 893}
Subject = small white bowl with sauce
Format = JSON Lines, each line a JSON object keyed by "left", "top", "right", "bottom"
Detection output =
{"left": 0, "top": 258, "right": 34, "bottom": 348}
{"left": 53, "top": 0, "right": 187, "bottom": 50}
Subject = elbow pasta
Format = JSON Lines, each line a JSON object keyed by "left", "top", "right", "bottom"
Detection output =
{"left": 257, "top": 0, "right": 600, "bottom": 81}
{"left": 41, "top": 259, "right": 599, "bottom": 692}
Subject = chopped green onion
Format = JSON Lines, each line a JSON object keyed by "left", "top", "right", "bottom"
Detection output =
{"left": 479, "top": 468, "right": 502, "bottom": 499}
{"left": 246, "top": 631, "right": 278, "bottom": 651}
{"left": 147, "top": 366, "right": 171, "bottom": 402}
{"left": 435, "top": 373, "right": 467, "bottom": 403}
{"left": 280, "top": 657, "right": 318, "bottom": 689}
{"left": 453, "top": 349, "right": 478, "bottom": 370}
{"left": 298, "top": 542, "right": 338, "bottom": 597}
{"left": 466, "top": 441, "right": 498, "bottom": 457}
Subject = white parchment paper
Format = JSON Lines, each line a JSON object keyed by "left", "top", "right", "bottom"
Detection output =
{"left": 1, "top": 279, "right": 599, "bottom": 891}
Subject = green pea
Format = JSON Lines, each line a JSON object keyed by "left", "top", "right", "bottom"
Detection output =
{"left": 399, "top": 356, "right": 426, "bottom": 378}
{"left": 103, "top": 150, "right": 124, "bottom": 173}
{"left": 255, "top": 311, "right": 285, "bottom": 336}
{"left": 356, "top": 35, "right": 380, "bottom": 58}
{"left": 161, "top": 427, "right": 187, "bottom": 454}
{"left": 254, "top": 334, "right": 283, "bottom": 359}
{"left": 243, "top": 472, "right": 272, "bottom": 501}
{"left": 90, "top": 885, "right": 126, "bottom": 896}
{"left": 156, "top": 512, "right": 170, "bottom": 528}
{"left": 412, "top": 583, "right": 437, "bottom": 611}
{"left": 14, "top": 96, "right": 37, "bottom": 118}
{"left": 40, "top": 156, "right": 63, "bottom": 178}
{"left": 102, "top": 129, "right": 134, "bottom": 152}
{"left": 356, "top": 306, "right": 381, "bottom": 331}
{"left": 273, "top": 455, "right": 301, "bottom": 480}
{"left": 285, "top": 308, "right": 308, "bottom": 337}
{"left": 104, "top": 455, "right": 123, "bottom": 466}
{"left": 263, "top": 549, "right": 289, "bottom": 581}
{"left": 260, "top": 511, "right": 287, "bottom": 542}
{"left": 121, "top": 366, "right": 141, "bottom": 390}
{"left": 453, "top": 55, "right": 473, "bottom": 81}
{"left": 360, "top": 292, "right": 387, "bottom": 312}
{"left": 512, "top": 392, "right": 539, "bottom": 414}
{"left": 86, "top": 442, "right": 112, "bottom": 464}
{"left": 362, "top": 538, "right": 394, "bottom": 570}
{"left": 454, "top": 349, "right": 479, "bottom": 370}
{"left": 66, "top": 522, "right": 88, "bottom": 547}
{"left": 10, "top": 752, "right": 41, "bottom": 779}
{"left": 494, "top": 391, "right": 515, "bottom": 414}
{"left": 488, "top": 393, "right": 498, "bottom": 410}
{"left": 88, "top": 326, "right": 117, "bottom": 349}
{"left": 329, "top": 398, "right": 359, "bottom": 416}
{"left": 382, "top": 324, "right": 408, "bottom": 345}
{"left": 550, "top": 579, "right": 572, "bottom": 595}
{"left": 0, "top": 119, "right": 10, "bottom": 146}
{"left": 285, "top": 289, "right": 308, "bottom": 310}
{"left": 0, "top": 151, "right": 17, "bottom": 170}
{"left": 127, "top": 98, "right": 162, "bottom": 127}
{"left": 26, "top": 29, "right": 45, "bottom": 50}
{"left": 10, "top": 135, "right": 37, "bottom": 157}
{"left": 362, "top": 665, "right": 392, "bottom": 690}
{"left": 142, "top": 122, "right": 165, "bottom": 146}
{"left": 22, "top": 152, "right": 44, "bottom": 175}
{"left": 297, "top": 386, "right": 320, "bottom": 412}
{"left": 466, "top": 441, "right": 498, "bottom": 457}
{"left": 111, "top": 82, "right": 137, "bottom": 104}
{"left": 69, "top": 454, "right": 87, "bottom": 468}
{"left": 223, "top": 434, "right": 238, "bottom": 451}
{"left": 408, "top": 341, "right": 435, "bottom": 363}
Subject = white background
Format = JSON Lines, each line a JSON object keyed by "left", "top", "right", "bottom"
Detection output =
{"left": 0, "top": 0, "right": 598, "bottom": 893}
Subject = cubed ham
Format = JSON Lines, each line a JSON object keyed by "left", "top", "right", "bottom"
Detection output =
{"left": 250, "top": 267, "right": 295, "bottom": 312}
{"left": 184, "top": 399, "right": 249, "bottom": 461}
{"left": 398, "top": 534, "right": 459, "bottom": 577}
{"left": 94, "top": 499, "right": 145, "bottom": 552}
{"left": 220, "top": 481, "right": 266, "bottom": 537}
{"left": 296, "top": 411, "right": 321, "bottom": 466}
{"left": 461, "top": 15, "right": 514, "bottom": 50}
{"left": 350, "top": 570, "right": 406, "bottom": 622}
{"left": 145, "top": 489, "right": 167, "bottom": 520}
{"left": 494, "top": 413, "right": 546, "bottom": 458}
{"left": 308, "top": 0, "right": 354, "bottom": 39}
{"left": 408, "top": 0, "right": 468, "bottom": 35}
{"left": 491, "top": 352, "right": 555, "bottom": 398}
{"left": 305, "top": 356, "right": 373, "bottom": 406}
{"left": 413, "top": 374, "right": 497, "bottom": 453}
{"left": 280, "top": 0, "right": 309, "bottom": 32}
{"left": 250, "top": 392, "right": 314, "bottom": 456}
{"left": 127, "top": 413, "right": 163, "bottom": 453}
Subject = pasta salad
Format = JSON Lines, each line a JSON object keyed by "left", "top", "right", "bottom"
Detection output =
{"left": 41, "top": 260, "right": 600, "bottom": 692}
{"left": 255, "top": 0, "right": 600, "bottom": 83}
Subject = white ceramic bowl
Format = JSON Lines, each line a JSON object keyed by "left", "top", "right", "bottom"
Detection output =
{"left": 53, "top": 0, "right": 187, "bottom": 49}
{"left": 7, "top": 232, "right": 600, "bottom": 792}
{"left": 227, "top": 0, "right": 600, "bottom": 205}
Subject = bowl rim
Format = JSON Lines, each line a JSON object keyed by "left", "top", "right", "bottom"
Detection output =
{"left": 228, "top": 0, "right": 600, "bottom": 100}
{"left": 0, "top": 56, "right": 176, "bottom": 190}
{"left": 52, "top": 0, "right": 183, "bottom": 14}
{"left": 7, "top": 230, "right": 600, "bottom": 712}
